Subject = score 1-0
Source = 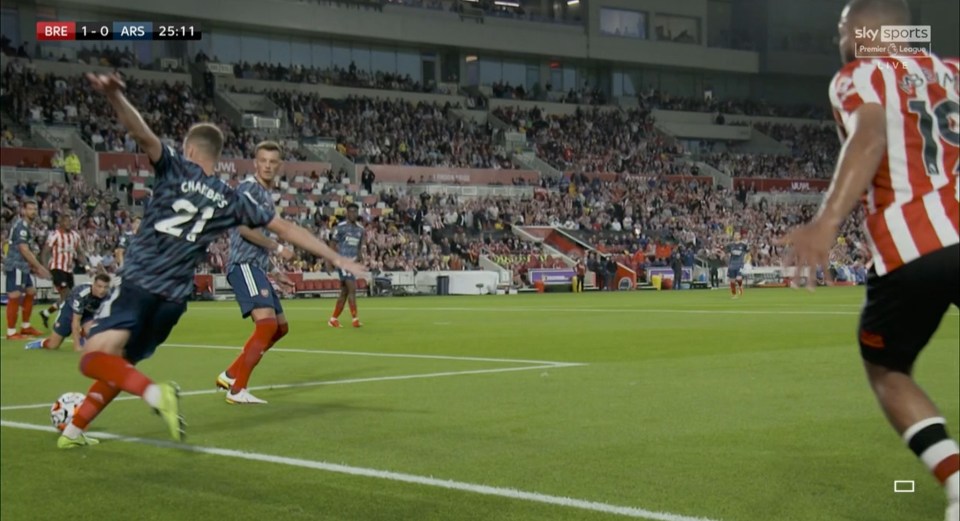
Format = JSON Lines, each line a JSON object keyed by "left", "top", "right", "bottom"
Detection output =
{"left": 77, "top": 22, "right": 112, "bottom": 40}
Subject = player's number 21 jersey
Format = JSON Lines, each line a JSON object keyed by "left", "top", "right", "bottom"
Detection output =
{"left": 120, "top": 145, "right": 276, "bottom": 301}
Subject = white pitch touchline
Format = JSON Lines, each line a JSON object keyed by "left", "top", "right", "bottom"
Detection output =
{"left": 163, "top": 343, "right": 580, "bottom": 366}
{"left": 0, "top": 363, "right": 579, "bottom": 412}
{"left": 0, "top": 420, "right": 721, "bottom": 521}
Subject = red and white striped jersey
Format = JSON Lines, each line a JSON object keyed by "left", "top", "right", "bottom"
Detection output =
{"left": 829, "top": 53, "right": 959, "bottom": 276}
{"left": 46, "top": 229, "right": 81, "bottom": 272}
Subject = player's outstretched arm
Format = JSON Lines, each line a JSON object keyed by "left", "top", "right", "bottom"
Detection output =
{"left": 265, "top": 217, "right": 366, "bottom": 277}
{"left": 780, "top": 103, "right": 886, "bottom": 288}
{"left": 86, "top": 73, "right": 162, "bottom": 163}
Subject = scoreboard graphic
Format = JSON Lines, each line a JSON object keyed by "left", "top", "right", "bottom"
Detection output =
{"left": 37, "top": 21, "right": 202, "bottom": 41}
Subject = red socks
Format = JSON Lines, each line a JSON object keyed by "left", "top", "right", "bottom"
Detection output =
{"left": 332, "top": 300, "right": 344, "bottom": 319}
{"left": 230, "top": 318, "right": 278, "bottom": 393}
{"left": 272, "top": 322, "right": 289, "bottom": 345}
{"left": 5, "top": 299, "right": 18, "bottom": 330}
{"left": 21, "top": 293, "right": 33, "bottom": 321}
{"left": 226, "top": 320, "right": 288, "bottom": 380}
{"left": 79, "top": 352, "right": 152, "bottom": 397}
{"left": 729, "top": 281, "right": 737, "bottom": 295}
{"left": 71, "top": 380, "right": 122, "bottom": 430}
{"left": 349, "top": 301, "right": 358, "bottom": 319}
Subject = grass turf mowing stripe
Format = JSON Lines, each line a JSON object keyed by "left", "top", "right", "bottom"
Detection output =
{"left": 0, "top": 363, "right": 581, "bottom": 411}
{"left": 0, "top": 420, "right": 724, "bottom": 521}
{"left": 189, "top": 305, "right": 869, "bottom": 316}
{"left": 163, "top": 343, "right": 584, "bottom": 366}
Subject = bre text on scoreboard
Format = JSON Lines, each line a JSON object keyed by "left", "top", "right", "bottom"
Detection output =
{"left": 37, "top": 22, "right": 202, "bottom": 41}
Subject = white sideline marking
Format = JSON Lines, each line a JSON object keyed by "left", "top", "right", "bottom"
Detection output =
{"left": 0, "top": 420, "right": 722, "bottom": 521}
{"left": 163, "top": 343, "right": 577, "bottom": 366}
{"left": 0, "top": 363, "right": 578, "bottom": 412}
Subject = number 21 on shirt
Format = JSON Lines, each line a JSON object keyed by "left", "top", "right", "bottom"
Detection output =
{"left": 155, "top": 198, "right": 215, "bottom": 242}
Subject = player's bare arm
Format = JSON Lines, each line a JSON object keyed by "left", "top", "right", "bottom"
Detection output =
{"left": 86, "top": 72, "right": 162, "bottom": 163}
{"left": 781, "top": 103, "right": 887, "bottom": 288}
{"left": 265, "top": 217, "right": 365, "bottom": 277}
{"left": 70, "top": 313, "right": 83, "bottom": 352}
{"left": 238, "top": 225, "right": 293, "bottom": 261}
{"left": 20, "top": 243, "right": 51, "bottom": 279}
{"left": 40, "top": 242, "right": 51, "bottom": 269}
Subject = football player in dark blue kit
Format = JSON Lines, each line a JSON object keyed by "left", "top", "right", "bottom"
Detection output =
{"left": 726, "top": 232, "right": 748, "bottom": 298}
{"left": 216, "top": 140, "right": 296, "bottom": 405}
{"left": 328, "top": 203, "right": 365, "bottom": 328}
{"left": 113, "top": 215, "right": 140, "bottom": 270}
{"left": 57, "top": 72, "right": 366, "bottom": 449}
{"left": 26, "top": 274, "right": 112, "bottom": 352}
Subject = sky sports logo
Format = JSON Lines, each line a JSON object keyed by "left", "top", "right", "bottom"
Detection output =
{"left": 855, "top": 25, "right": 932, "bottom": 58}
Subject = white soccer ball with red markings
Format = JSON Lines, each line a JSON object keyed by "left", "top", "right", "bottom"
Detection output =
{"left": 50, "top": 392, "right": 86, "bottom": 431}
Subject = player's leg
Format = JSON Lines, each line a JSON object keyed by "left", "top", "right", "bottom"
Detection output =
{"left": 25, "top": 332, "right": 66, "bottom": 350}
{"left": 41, "top": 273, "right": 69, "bottom": 328}
{"left": 727, "top": 268, "right": 738, "bottom": 298}
{"left": 5, "top": 270, "right": 23, "bottom": 339}
{"left": 346, "top": 279, "right": 361, "bottom": 327}
{"left": 61, "top": 284, "right": 184, "bottom": 446}
{"left": 736, "top": 275, "right": 744, "bottom": 296}
{"left": 28, "top": 305, "right": 74, "bottom": 350}
{"left": 20, "top": 282, "right": 42, "bottom": 336}
{"left": 329, "top": 274, "right": 347, "bottom": 328}
{"left": 859, "top": 245, "right": 959, "bottom": 513}
{"left": 225, "top": 306, "right": 277, "bottom": 404}
{"left": 220, "top": 265, "right": 278, "bottom": 403}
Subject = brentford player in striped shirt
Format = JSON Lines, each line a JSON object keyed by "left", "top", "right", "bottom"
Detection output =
{"left": 40, "top": 214, "right": 87, "bottom": 328}
{"left": 783, "top": 1, "right": 958, "bottom": 518}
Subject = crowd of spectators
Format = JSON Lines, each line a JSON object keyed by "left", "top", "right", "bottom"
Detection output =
{"left": 704, "top": 123, "right": 840, "bottom": 179}
{"left": 2, "top": 169, "right": 868, "bottom": 289}
{"left": 1, "top": 62, "right": 304, "bottom": 161}
{"left": 261, "top": 89, "right": 511, "bottom": 168}
{"left": 222, "top": 57, "right": 447, "bottom": 95}
{"left": 637, "top": 86, "right": 828, "bottom": 119}
{"left": 495, "top": 105, "right": 690, "bottom": 175}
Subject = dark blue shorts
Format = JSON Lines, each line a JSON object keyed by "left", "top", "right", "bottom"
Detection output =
{"left": 227, "top": 264, "right": 283, "bottom": 318}
{"left": 86, "top": 281, "right": 187, "bottom": 364}
{"left": 727, "top": 267, "right": 742, "bottom": 279}
{"left": 4, "top": 269, "right": 34, "bottom": 293}
{"left": 338, "top": 269, "right": 356, "bottom": 283}
{"left": 53, "top": 304, "right": 73, "bottom": 337}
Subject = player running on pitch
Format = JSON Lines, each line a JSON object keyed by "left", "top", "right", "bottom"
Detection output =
{"left": 726, "top": 232, "right": 748, "bottom": 298}
{"left": 216, "top": 140, "right": 297, "bottom": 405}
{"left": 56, "top": 72, "right": 365, "bottom": 449}
{"left": 27, "top": 274, "right": 111, "bottom": 352}
{"left": 328, "top": 203, "right": 365, "bottom": 328}
{"left": 782, "top": 1, "right": 959, "bottom": 518}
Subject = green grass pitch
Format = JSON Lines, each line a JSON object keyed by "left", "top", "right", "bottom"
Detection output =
{"left": 1, "top": 288, "right": 957, "bottom": 521}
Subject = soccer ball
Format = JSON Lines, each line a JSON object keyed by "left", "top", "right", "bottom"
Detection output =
{"left": 50, "top": 392, "right": 86, "bottom": 431}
